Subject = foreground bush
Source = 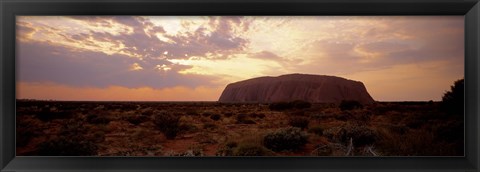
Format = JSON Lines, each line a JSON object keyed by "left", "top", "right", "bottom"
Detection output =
{"left": 338, "top": 124, "right": 376, "bottom": 146}
{"left": 16, "top": 128, "right": 35, "bottom": 147}
{"left": 233, "top": 143, "right": 274, "bottom": 156}
{"left": 441, "top": 78, "right": 464, "bottom": 116}
{"left": 216, "top": 141, "right": 238, "bottom": 156}
{"left": 34, "top": 118, "right": 98, "bottom": 156}
{"left": 263, "top": 127, "right": 308, "bottom": 151}
{"left": 308, "top": 126, "right": 324, "bottom": 136}
{"left": 37, "top": 136, "right": 98, "bottom": 156}
{"left": 16, "top": 116, "right": 42, "bottom": 147}
{"left": 217, "top": 141, "right": 273, "bottom": 156}
{"left": 154, "top": 111, "right": 180, "bottom": 139}
{"left": 166, "top": 146, "right": 204, "bottom": 156}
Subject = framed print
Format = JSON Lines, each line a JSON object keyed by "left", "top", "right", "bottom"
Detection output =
{"left": 1, "top": 0, "right": 479, "bottom": 171}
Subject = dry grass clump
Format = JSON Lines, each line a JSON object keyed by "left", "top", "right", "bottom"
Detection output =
{"left": 165, "top": 145, "right": 204, "bottom": 156}
{"left": 308, "top": 126, "right": 324, "bottom": 136}
{"left": 236, "top": 114, "right": 256, "bottom": 124}
{"left": 37, "top": 119, "right": 98, "bottom": 156}
{"left": 125, "top": 114, "right": 150, "bottom": 125}
{"left": 16, "top": 115, "right": 43, "bottom": 147}
{"left": 216, "top": 139, "right": 275, "bottom": 156}
{"left": 338, "top": 123, "right": 376, "bottom": 147}
{"left": 210, "top": 114, "right": 221, "bottom": 121}
{"left": 323, "top": 122, "right": 376, "bottom": 147}
{"left": 37, "top": 135, "right": 98, "bottom": 156}
{"left": 203, "top": 122, "right": 218, "bottom": 131}
{"left": 223, "top": 112, "right": 235, "bottom": 117}
{"left": 233, "top": 143, "right": 274, "bottom": 156}
{"left": 249, "top": 112, "right": 266, "bottom": 119}
{"left": 153, "top": 111, "right": 180, "bottom": 139}
{"left": 86, "top": 113, "right": 111, "bottom": 125}
{"left": 263, "top": 127, "right": 308, "bottom": 152}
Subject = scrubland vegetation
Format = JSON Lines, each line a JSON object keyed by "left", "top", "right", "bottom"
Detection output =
{"left": 16, "top": 79, "right": 464, "bottom": 156}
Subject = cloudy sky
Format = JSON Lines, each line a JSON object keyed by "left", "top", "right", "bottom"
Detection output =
{"left": 16, "top": 16, "right": 464, "bottom": 101}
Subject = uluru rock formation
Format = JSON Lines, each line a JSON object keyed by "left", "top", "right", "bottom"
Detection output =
{"left": 218, "top": 74, "right": 375, "bottom": 104}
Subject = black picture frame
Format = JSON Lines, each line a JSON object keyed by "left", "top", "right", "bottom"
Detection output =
{"left": 1, "top": 0, "right": 479, "bottom": 171}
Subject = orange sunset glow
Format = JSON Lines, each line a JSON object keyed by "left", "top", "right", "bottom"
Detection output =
{"left": 16, "top": 16, "right": 464, "bottom": 101}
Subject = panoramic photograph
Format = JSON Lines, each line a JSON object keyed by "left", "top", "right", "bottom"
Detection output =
{"left": 16, "top": 16, "right": 464, "bottom": 156}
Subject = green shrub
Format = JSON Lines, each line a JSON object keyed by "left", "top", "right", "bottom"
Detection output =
{"left": 186, "top": 109, "right": 200, "bottom": 116}
{"left": 339, "top": 100, "right": 363, "bottom": 111}
{"left": 92, "top": 130, "right": 106, "bottom": 143}
{"left": 263, "top": 127, "right": 308, "bottom": 151}
{"left": 210, "top": 114, "right": 221, "bottom": 121}
{"left": 223, "top": 112, "right": 234, "bottom": 117}
{"left": 203, "top": 122, "right": 218, "bottom": 131}
{"left": 154, "top": 111, "right": 180, "bottom": 139}
{"left": 249, "top": 113, "right": 266, "bottom": 119}
{"left": 16, "top": 117, "right": 41, "bottom": 147}
{"left": 236, "top": 114, "right": 256, "bottom": 124}
{"left": 288, "top": 116, "right": 309, "bottom": 129}
{"left": 177, "top": 148, "right": 204, "bottom": 156}
{"left": 338, "top": 124, "right": 376, "bottom": 146}
{"left": 202, "top": 111, "right": 212, "bottom": 117}
{"left": 236, "top": 114, "right": 247, "bottom": 122}
{"left": 59, "top": 119, "right": 88, "bottom": 135}
{"left": 226, "top": 141, "right": 238, "bottom": 148}
{"left": 216, "top": 141, "right": 238, "bottom": 156}
{"left": 334, "top": 113, "right": 349, "bottom": 121}
{"left": 126, "top": 115, "right": 149, "bottom": 125}
{"left": 241, "top": 119, "right": 256, "bottom": 124}
{"left": 178, "top": 123, "right": 198, "bottom": 133}
{"left": 86, "top": 114, "right": 111, "bottom": 125}
{"left": 36, "top": 136, "right": 98, "bottom": 156}
{"left": 141, "top": 109, "right": 154, "bottom": 116}
{"left": 16, "top": 128, "right": 35, "bottom": 147}
{"left": 308, "top": 126, "right": 324, "bottom": 136}
{"left": 233, "top": 143, "right": 274, "bottom": 156}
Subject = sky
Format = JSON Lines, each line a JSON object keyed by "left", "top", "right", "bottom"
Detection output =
{"left": 16, "top": 16, "right": 464, "bottom": 101}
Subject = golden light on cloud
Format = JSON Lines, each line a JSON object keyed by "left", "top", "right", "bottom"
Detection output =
{"left": 129, "top": 63, "right": 143, "bottom": 71}
{"left": 155, "top": 64, "right": 172, "bottom": 71}
{"left": 168, "top": 54, "right": 282, "bottom": 83}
